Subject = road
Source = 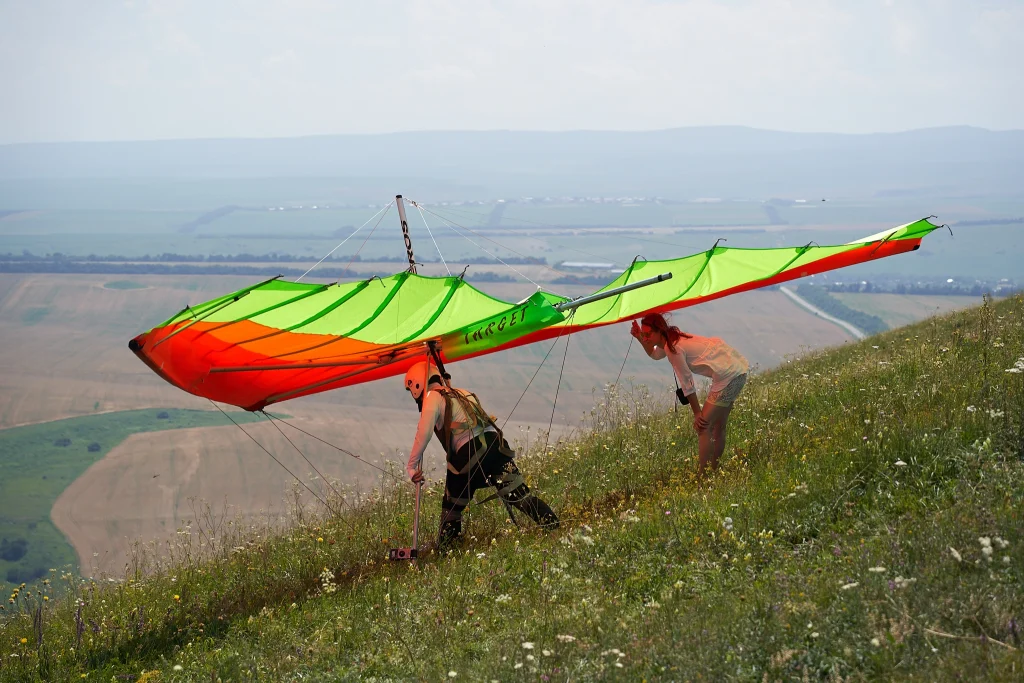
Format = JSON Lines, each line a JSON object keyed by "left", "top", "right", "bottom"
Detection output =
{"left": 779, "top": 285, "right": 866, "bottom": 340}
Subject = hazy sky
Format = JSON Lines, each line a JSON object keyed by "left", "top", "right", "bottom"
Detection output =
{"left": 2, "top": 0, "right": 1022, "bottom": 143}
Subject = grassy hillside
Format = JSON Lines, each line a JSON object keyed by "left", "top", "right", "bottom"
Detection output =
{"left": 2, "top": 296, "right": 1022, "bottom": 681}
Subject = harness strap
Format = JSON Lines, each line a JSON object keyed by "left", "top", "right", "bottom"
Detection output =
{"left": 475, "top": 472, "right": 527, "bottom": 506}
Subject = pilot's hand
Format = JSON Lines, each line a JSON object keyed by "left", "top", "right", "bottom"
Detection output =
{"left": 630, "top": 320, "right": 642, "bottom": 339}
{"left": 410, "top": 470, "right": 425, "bottom": 484}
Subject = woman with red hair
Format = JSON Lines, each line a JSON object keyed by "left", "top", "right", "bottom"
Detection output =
{"left": 631, "top": 313, "right": 748, "bottom": 478}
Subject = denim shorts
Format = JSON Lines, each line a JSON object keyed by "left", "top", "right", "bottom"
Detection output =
{"left": 706, "top": 373, "right": 747, "bottom": 407}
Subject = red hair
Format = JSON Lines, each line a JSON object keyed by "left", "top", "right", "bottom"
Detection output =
{"left": 640, "top": 313, "right": 691, "bottom": 352}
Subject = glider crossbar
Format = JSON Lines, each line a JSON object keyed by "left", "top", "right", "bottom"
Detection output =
{"left": 553, "top": 272, "right": 673, "bottom": 312}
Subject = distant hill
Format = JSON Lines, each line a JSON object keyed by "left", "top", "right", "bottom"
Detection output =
{"left": 1, "top": 126, "right": 1022, "bottom": 200}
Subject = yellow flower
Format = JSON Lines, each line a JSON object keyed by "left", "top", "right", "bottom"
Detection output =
{"left": 317, "top": 537, "right": 323, "bottom": 542}
{"left": 43, "top": 596, "right": 49, "bottom": 602}
{"left": 20, "top": 638, "right": 27, "bottom": 644}
{"left": 173, "top": 594, "right": 180, "bottom": 601}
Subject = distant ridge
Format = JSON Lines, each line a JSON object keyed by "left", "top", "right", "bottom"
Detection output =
{"left": 1, "top": 126, "right": 1022, "bottom": 199}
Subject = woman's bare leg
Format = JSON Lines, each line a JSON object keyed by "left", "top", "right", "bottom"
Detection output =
{"left": 697, "top": 402, "right": 733, "bottom": 476}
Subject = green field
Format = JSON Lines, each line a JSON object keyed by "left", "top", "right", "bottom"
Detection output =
{"left": 0, "top": 409, "right": 260, "bottom": 584}
{"left": 1, "top": 297, "right": 1021, "bottom": 680}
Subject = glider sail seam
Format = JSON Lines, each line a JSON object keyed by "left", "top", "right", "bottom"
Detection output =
{"left": 129, "top": 218, "right": 941, "bottom": 410}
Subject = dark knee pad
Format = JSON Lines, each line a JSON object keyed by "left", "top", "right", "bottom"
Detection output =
{"left": 511, "top": 495, "right": 559, "bottom": 529}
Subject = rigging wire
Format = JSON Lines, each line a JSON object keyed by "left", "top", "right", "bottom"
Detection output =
{"left": 500, "top": 311, "right": 576, "bottom": 431}
{"left": 342, "top": 202, "right": 394, "bottom": 272}
{"left": 296, "top": 200, "right": 394, "bottom": 281}
{"left": 413, "top": 205, "right": 550, "bottom": 291}
{"left": 422, "top": 204, "right": 626, "bottom": 266}
{"left": 208, "top": 400, "right": 333, "bottom": 512}
{"left": 413, "top": 202, "right": 452, "bottom": 276}
{"left": 262, "top": 411, "right": 344, "bottom": 500}
{"left": 613, "top": 334, "right": 634, "bottom": 389}
{"left": 263, "top": 411, "right": 404, "bottom": 483}
{"left": 421, "top": 202, "right": 705, "bottom": 255}
{"left": 541, "top": 323, "right": 573, "bottom": 455}
{"left": 410, "top": 201, "right": 573, "bottom": 284}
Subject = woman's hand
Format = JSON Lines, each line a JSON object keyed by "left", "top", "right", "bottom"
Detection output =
{"left": 693, "top": 413, "right": 709, "bottom": 433}
{"left": 630, "top": 320, "right": 643, "bottom": 340}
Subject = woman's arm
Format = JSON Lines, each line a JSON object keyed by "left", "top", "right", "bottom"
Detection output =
{"left": 630, "top": 321, "right": 665, "bottom": 359}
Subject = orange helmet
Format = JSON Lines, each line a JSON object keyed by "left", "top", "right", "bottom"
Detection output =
{"left": 403, "top": 360, "right": 440, "bottom": 401}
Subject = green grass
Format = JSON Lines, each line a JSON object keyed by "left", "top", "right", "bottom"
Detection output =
{"left": 0, "top": 410, "right": 261, "bottom": 586}
{"left": 1, "top": 297, "right": 1023, "bottom": 681}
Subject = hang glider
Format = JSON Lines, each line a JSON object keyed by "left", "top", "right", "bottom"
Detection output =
{"left": 129, "top": 215, "right": 940, "bottom": 411}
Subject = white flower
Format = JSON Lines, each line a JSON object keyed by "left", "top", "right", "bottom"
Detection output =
{"left": 868, "top": 566, "right": 886, "bottom": 573}
{"left": 893, "top": 576, "right": 916, "bottom": 589}
{"left": 842, "top": 582, "right": 859, "bottom": 590}
{"left": 982, "top": 546, "right": 993, "bottom": 560}
{"left": 995, "top": 537, "right": 1010, "bottom": 549}
{"left": 989, "top": 409, "right": 1005, "bottom": 418}
{"left": 894, "top": 460, "right": 907, "bottom": 467}
{"left": 514, "top": 662, "right": 523, "bottom": 669}
{"left": 556, "top": 634, "right": 576, "bottom": 643}
{"left": 448, "top": 671, "right": 457, "bottom": 678}
{"left": 526, "top": 655, "right": 535, "bottom": 661}
{"left": 722, "top": 517, "right": 734, "bottom": 531}
{"left": 871, "top": 638, "right": 881, "bottom": 647}
{"left": 966, "top": 405, "right": 976, "bottom": 412}
{"left": 949, "top": 547, "right": 962, "bottom": 562}
{"left": 542, "top": 649, "right": 552, "bottom": 656}
{"left": 978, "top": 536, "right": 992, "bottom": 547}
{"left": 495, "top": 594, "right": 512, "bottom": 603}
{"left": 476, "top": 552, "right": 486, "bottom": 559}
{"left": 1004, "top": 556, "right": 1011, "bottom": 564}
{"left": 173, "top": 665, "right": 183, "bottom": 671}
{"left": 521, "top": 642, "right": 534, "bottom": 650}
{"left": 811, "top": 632, "right": 819, "bottom": 638}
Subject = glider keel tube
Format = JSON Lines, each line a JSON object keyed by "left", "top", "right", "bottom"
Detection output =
{"left": 554, "top": 272, "right": 673, "bottom": 313}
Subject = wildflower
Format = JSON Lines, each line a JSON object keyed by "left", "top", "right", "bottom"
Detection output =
{"left": 495, "top": 594, "right": 512, "bottom": 604}
{"left": 722, "top": 517, "right": 734, "bottom": 531}
{"left": 995, "top": 537, "right": 1010, "bottom": 549}
{"left": 893, "top": 576, "right": 916, "bottom": 589}
{"left": 173, "top": 595, "right": 180, "bottom": 602}
{"left": 20, "top": 638, "right": 27, "bottom": 644}
{"left": 526, "top": 654, "right": 535, "bottom": 661}
{"left": 542, "top": 649, "right": 552, "bottom": 656}
{"left": 894, "top": 460, "right": 907, "bottom": 467}
{"left": 966, "top": 405, "right": 976, "bottom": 413}
{"left": 317, "top": 537, "right": 323, "bottom": 542}
{"left": 173, "top": 665, "right": 183, "bottom": 671}
{"left": 949, "top": 547, "right": 962, "bottom": 562}
{"left": 868, "top": 566, "right": 886, "bottom": 573}
{"left": 556, "top": 634, "right": 576, "bottom": 643}
{"left": 514, "top": 663, "right": 523, "bottom": 670}
{"left": 871, "top": 638, "right": 881, "bottom": 647}
{"left": 842, "top": 582, "right": 859, "bottom": 590}
{"left": 989, "top": 409, "right": 1005, "bottom": 418}
{"left": 522, "top": 642, "right": 534, "bottom": 649}
{"left": 448, "top": 671, "right": 457, "bottom": 678}
{"left": 1004, "top": 556, "right": 1011, "bottom": 564}
{"left": 811, "top": 632, "right": 819, "bottom": 638}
